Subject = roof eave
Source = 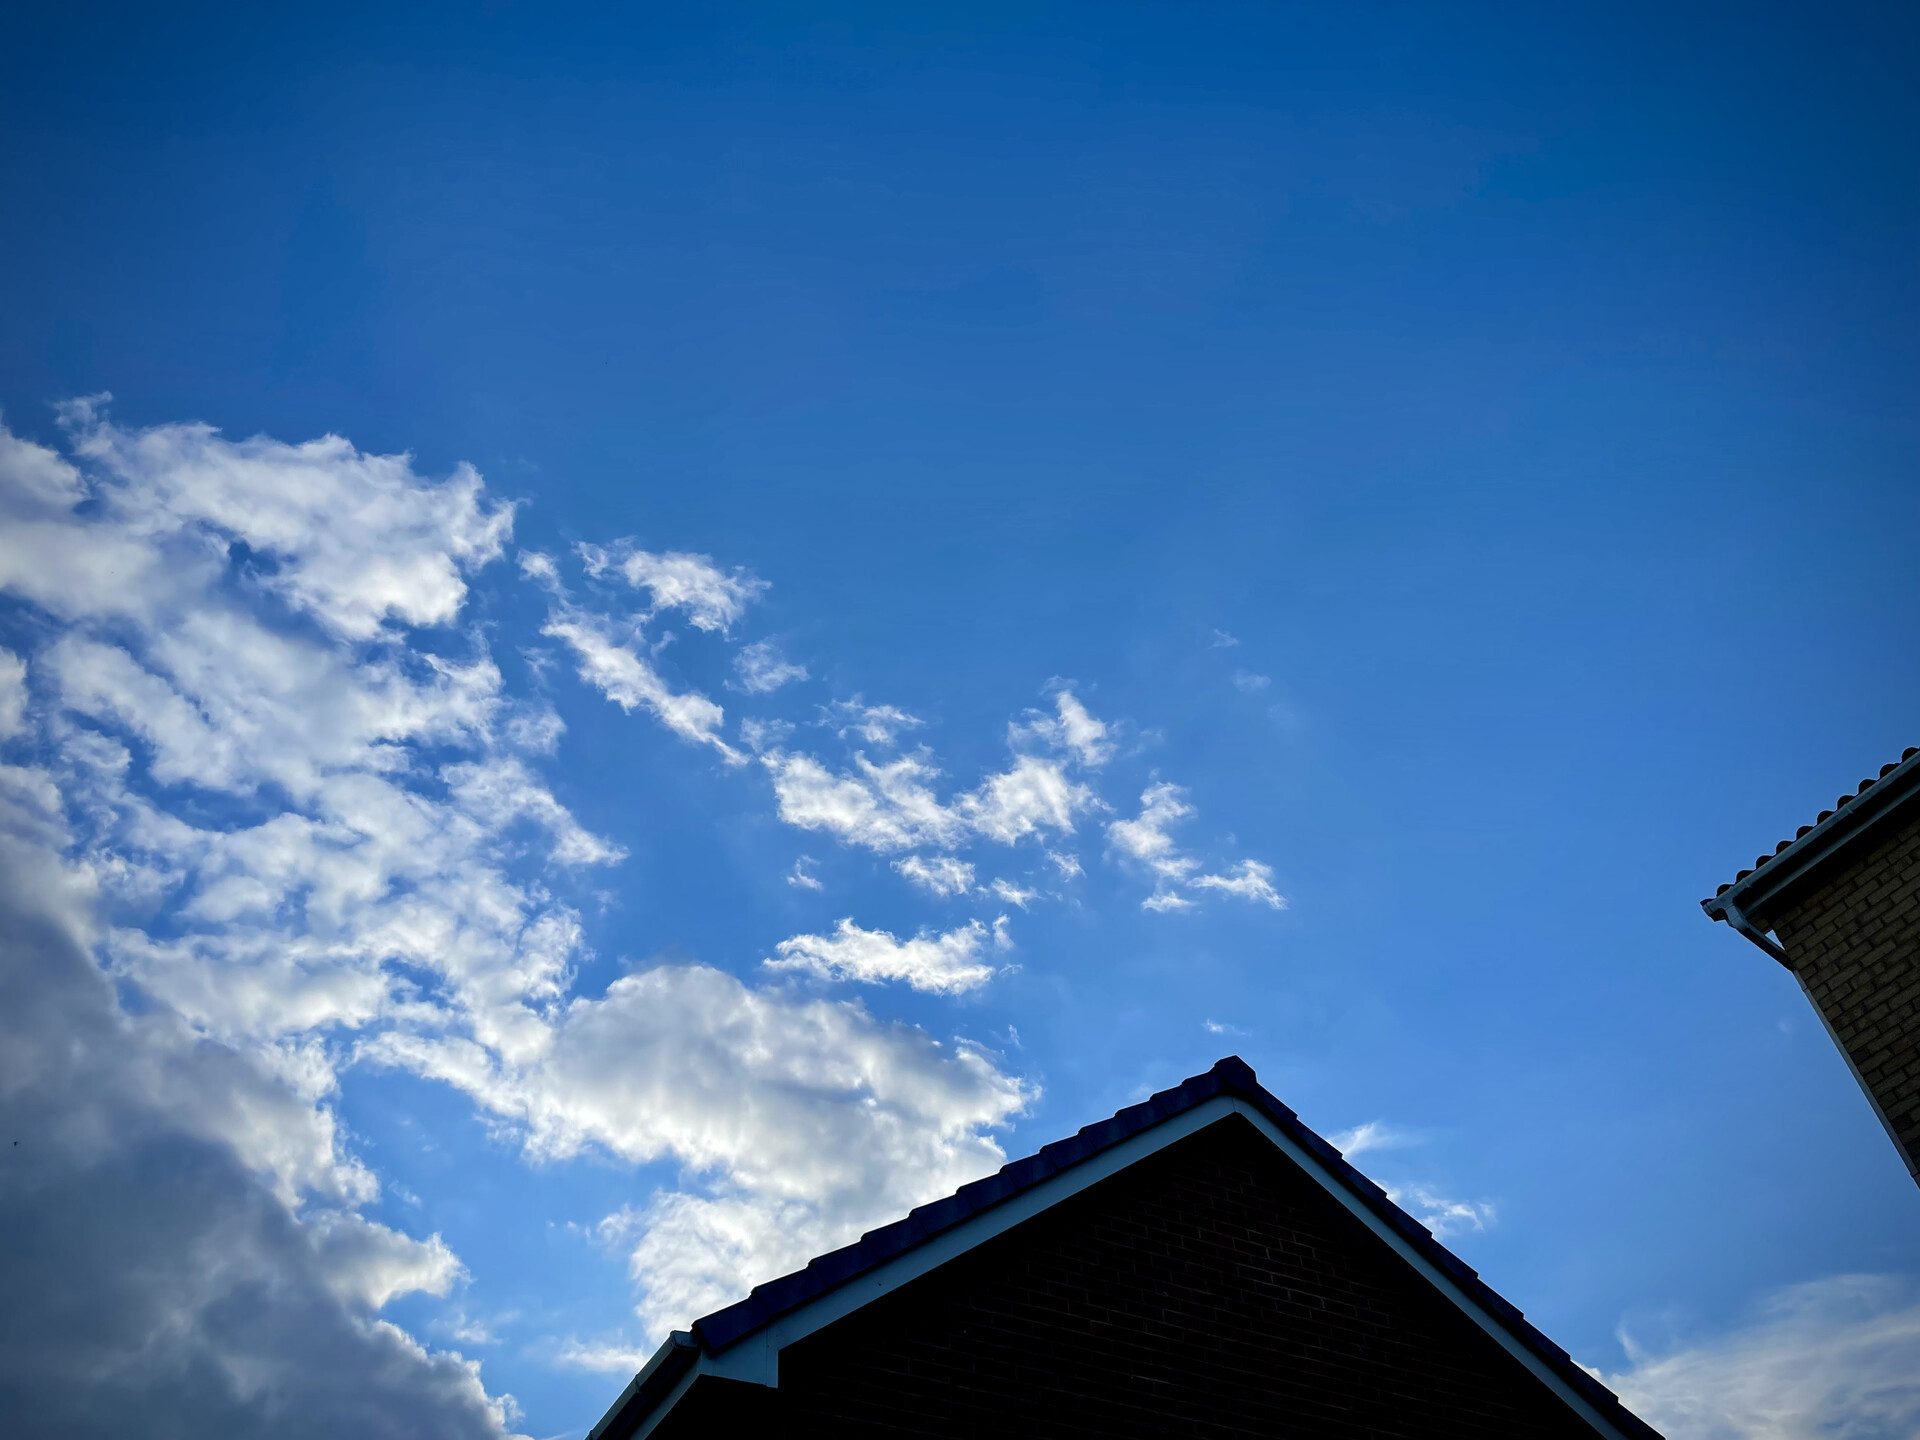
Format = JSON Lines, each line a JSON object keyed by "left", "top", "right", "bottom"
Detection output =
{"left": 583, "top": 1331, "right": 697, "bottom": 1440}
{"left": 1703, "top": 748, "right": 1920, "bottom": 939}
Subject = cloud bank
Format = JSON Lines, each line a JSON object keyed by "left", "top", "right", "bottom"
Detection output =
{"left": 0, "top": 405, "right": 1033, "bottom": 1430}
{"left": 0, "top": 401, "right": 1292, "bottom": 1436}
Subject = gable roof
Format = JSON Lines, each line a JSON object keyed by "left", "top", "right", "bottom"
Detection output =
{"left": 1702, "top": 746, "right": 1920, "bottom": 963}
{"left": 591, "top": 1056, "right": 1661, "bottom": 1440}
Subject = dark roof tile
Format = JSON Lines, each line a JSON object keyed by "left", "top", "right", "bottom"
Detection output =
{"left": 999, "top": 1152, "right": 1057, "bottom": 1188}
{"left": 908, "top": 1192, "right": 973, "bottom": 1233}
{"left": 1038, "top": 1131, "right": 1099, "bottom": 1170}
{"left": 957, "top": 1170, "right": 1019, "bottom": 1209}
{"left": 859, "top": 1215, "right": 928, "bottom": 1264}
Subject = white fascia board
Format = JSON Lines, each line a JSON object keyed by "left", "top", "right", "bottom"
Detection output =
{"left": 642, "top": 1096, "right": 1632, "bottom": 1440}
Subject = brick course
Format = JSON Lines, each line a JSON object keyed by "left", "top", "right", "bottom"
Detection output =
{"left": 775, "top": 1116, "right": 1598, "bottom": 1438}
{"left": 1771, "top": 812, "right": 1920, "bottom": 1175}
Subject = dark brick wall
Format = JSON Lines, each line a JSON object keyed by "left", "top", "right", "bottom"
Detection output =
{"left": 776, "top": 1116, "right": 1600, "bottom": 1438}
{"left": 1772, "top": 812, "right": 1920, "bottom": 1177}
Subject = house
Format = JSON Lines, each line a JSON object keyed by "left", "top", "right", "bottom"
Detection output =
{"left": 590, "top": 1057, "right": 1659, "bottom": 1438}
{"left": 1702, "top": 746, "right": 1920, "bottom": 1184}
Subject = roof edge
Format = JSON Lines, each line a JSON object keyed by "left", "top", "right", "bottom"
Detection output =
{"left": 583, "top": 1331, "right": 697, "bottom": 1440}
{"left": 1703, "top": 746, "right": 1920, "bottom": 937}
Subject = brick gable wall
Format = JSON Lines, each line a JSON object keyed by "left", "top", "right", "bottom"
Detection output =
{"left": 1772, "top": 812, "right": 1920, "bottom": 1177}
{"left": 774, "top": 1116, "right": 1599, "bottom": 1438}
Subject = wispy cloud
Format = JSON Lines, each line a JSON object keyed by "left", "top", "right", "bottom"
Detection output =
{"left": 1327, "top": 1120, "right": 1415, "bottom": 1160}
{"left": 820, "top": 697, "right": 922, "bottom": 745}
{"left": 1600, "top": 1275, "right": 1920, "bottom": 1440}
{"left": 990, "top": 878, "right": 1038, "bottom": 908}
{"left": 578, "top": 541, "right": 766, "bottom": 634}
{"left": 554, "top": 1338, "right": 656, "bottom": 1374}
{"left": 732, "top": 638, "right": 807, "bottom": 693}
{"left": 1189, "top": 859, "right": 1285, "bottom": 908}
{"left": 1107, "top": 782, "right": 1284, "bottom": 913}
{"left": 1231, "top": 670, "right": 1270, "bottom": 693}
{"left": 1383, "top": 1183, "right": 1493, "bottom": 1238}
{"left": 1010, "top": 688, "right": 1113, "bottom": 767}
{"left": 894, "top": 854, "right": 977, "bottom": 897}
{"left": 1106, "top": 781, "right": 1200, "bottom": 890}
{"left": 542, "top": 613, "right": 742, "bottom": 763}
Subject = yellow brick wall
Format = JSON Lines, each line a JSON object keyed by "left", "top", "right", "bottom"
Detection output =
{"left": 1773, "top": 813, "right": 1920, "bottom": 1178}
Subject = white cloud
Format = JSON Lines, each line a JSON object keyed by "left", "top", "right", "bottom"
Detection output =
{"left": 1107, "top": 783, "right": 1284, "bottom": 912}
{"left": 990, "top": 879, "right": 1038, "bottom": 908}
{"left": 1107, "top": 782, "right": 1201, "bottom": 900}
{"left": 1010, "top": 689, "right": 1112, "bottom": 768}
{"left": 1600, "top": 1275, "right": 1920, "bottom": 1440}
{"left": 542, "top": 614, "right": 741, "bottom": 763}
{"left": 739, "top": 716, "right": 793, "bottom": 754}
{"left": 1383, "top": 1183, "right": 1494, "bottom": 1239}
{"left": 1231, "top": 670, "right": 1270, "bottom": 693}
{"left": 1142, "top": 890, "right": 1196, "bottom": 913}
{"left": 894, "top": 854, "right": 977, "bottom": 897}
{"left": 439, "top": 1309, "right": 508, "bottom": 1348}
{"left": 1045, "top": 849, "right": 1083, "bottom": 878}
{"left": 516, "top": 549, "right": 560, "bottom": 586}
{"left": 0, "top": 647, "right": 26, "bottom": 739}
{"left": 766, "top": 918, "right": 1000, "bottom": 994}
{"left": 1327, "top": 1121, "right": 1415, "bottom": 1160}
{"left": 959, "top": 755, "right": 1096, "bottom": 844}
{"left": 444, "top": 757, "right": 627, "bottom": 867}
{"left": 14, "top": 397, "right": 514, "bottom": 645}
{"left": 763, "top": 749, "right": 963, "bottom": 852}
{"left": 1188, "top": 859, "right": 1285, "bottom": 909}
{"left": 555, "top": 1338, "right": 656, "bottom": 1374}
{"left": 766, "top": 743, "right": 1094, "bottom": 858}
{"left": 372, "top": 964, "right": 1027, "bottom": 1337}
{"left": 577, "top": 542, "right": 765, "bottom": 634}
{"left": 503, "top": 704, "right": 564, "bottom": 755}
{"left": 732, "top": 639, "right": 807, "bottom": 694}
{"left": 787, "top": 856, "right": 824, "bottom": 891}
{"left": 1209, "top": 629, "right": 1240, "bottom": 648}
{"left": 0, "top": 411, "right": 615, "bottom": 1069}
{"left": 821, "top": 697, "right": 922, "bottom": 746}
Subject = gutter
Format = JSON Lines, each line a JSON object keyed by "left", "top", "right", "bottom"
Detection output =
{"left": 1700, "top": 747, "right": 1920, "bottom": 965}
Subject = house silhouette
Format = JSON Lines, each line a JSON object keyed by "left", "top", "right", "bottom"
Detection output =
{"left": 591, "top": 1057, "right": 1658, "bottom": 1439}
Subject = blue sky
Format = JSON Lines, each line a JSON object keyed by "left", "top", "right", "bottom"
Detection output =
{"left": 1, "top": 4, "right": 1916, "bottom": 1436}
